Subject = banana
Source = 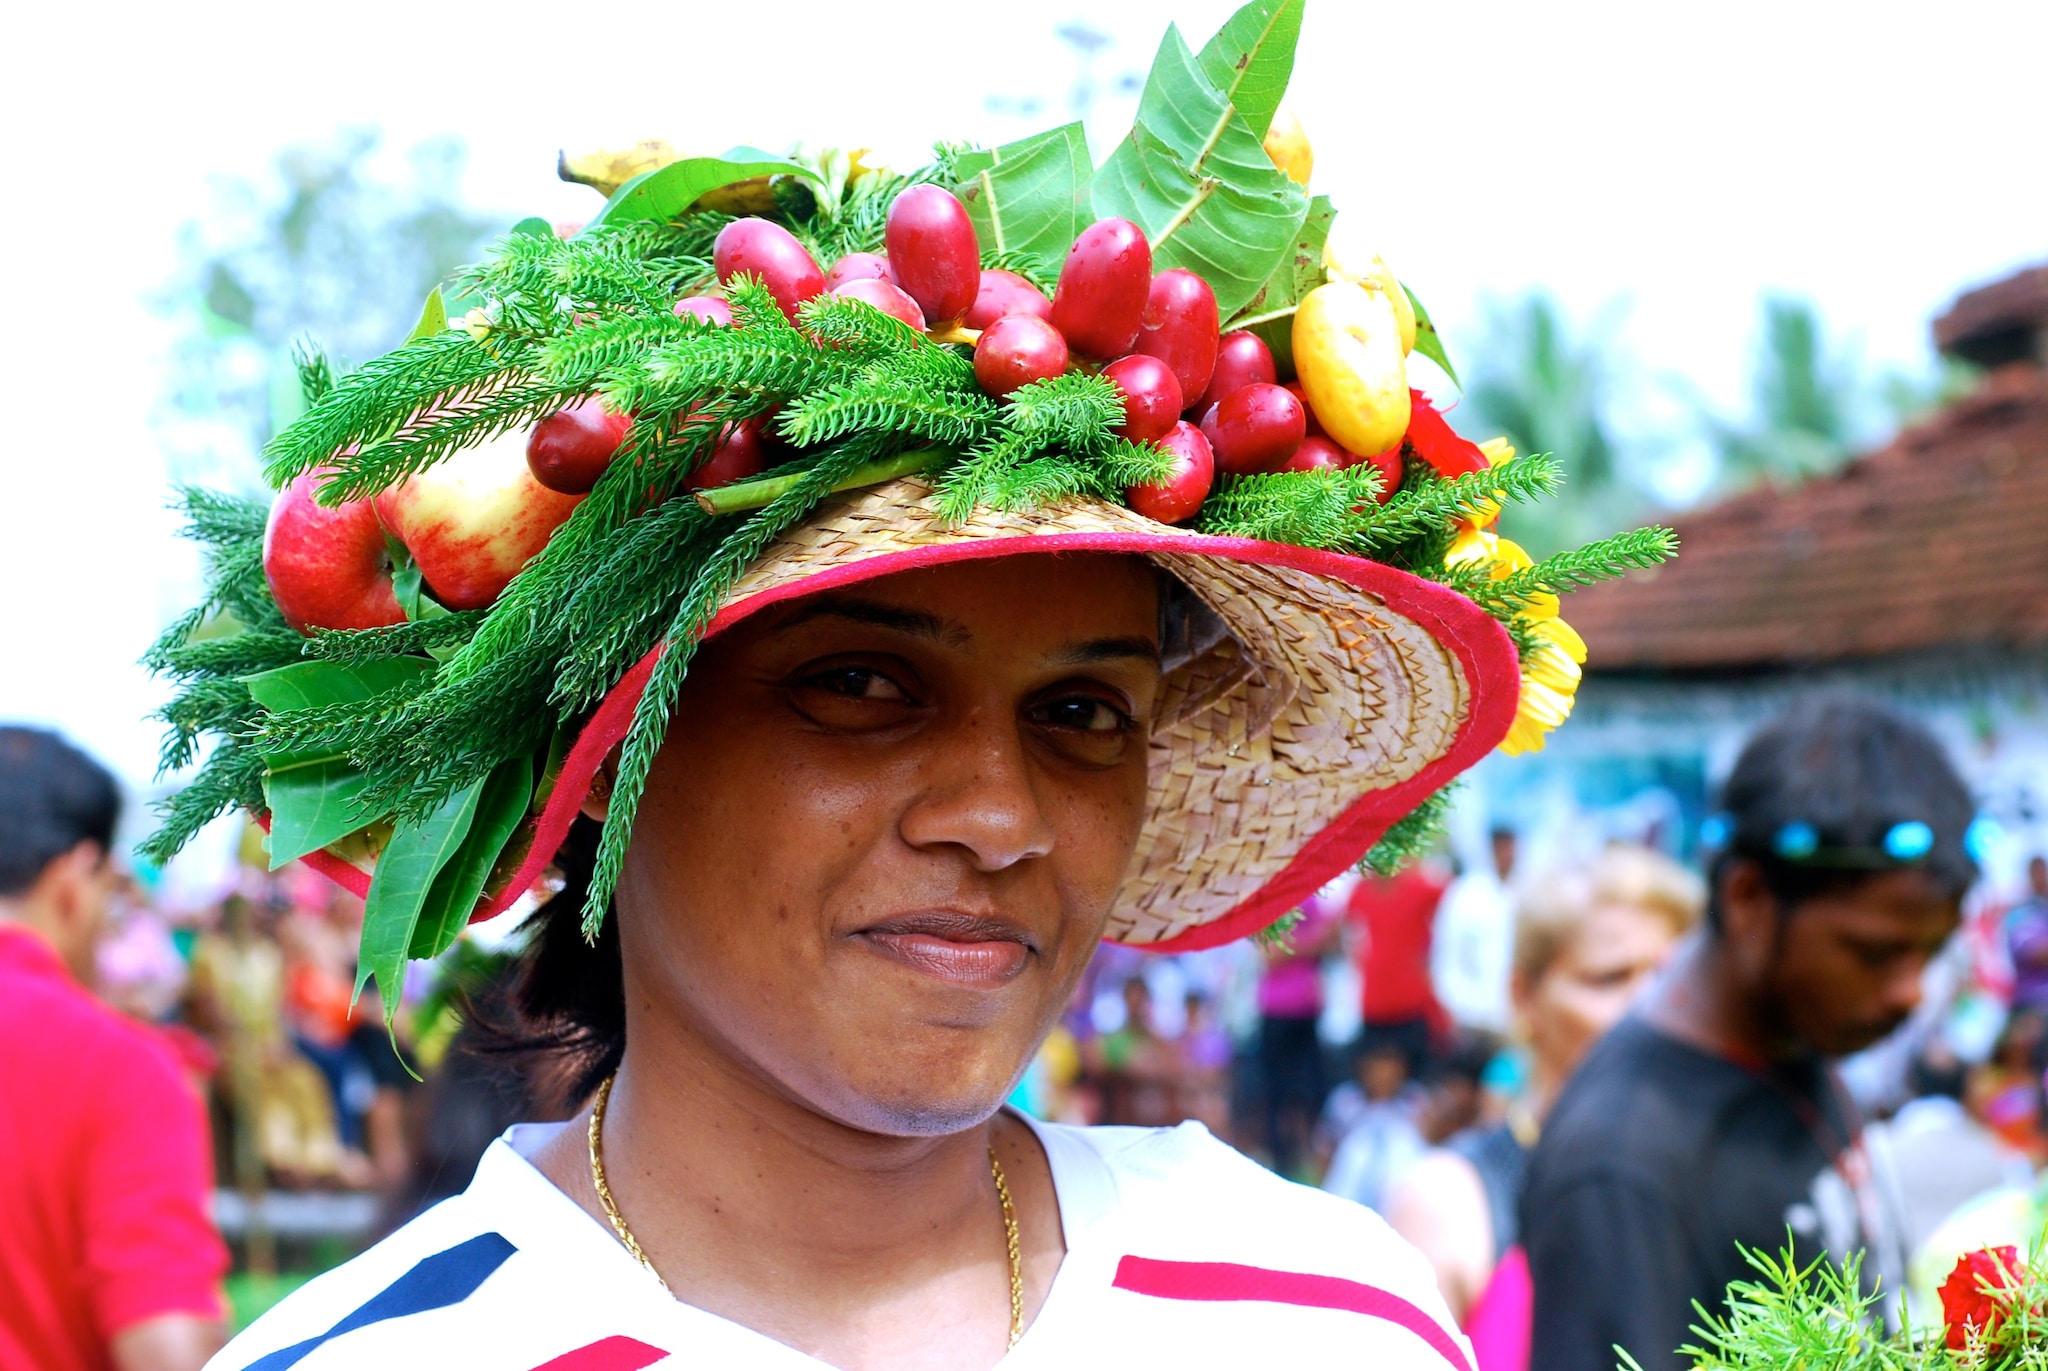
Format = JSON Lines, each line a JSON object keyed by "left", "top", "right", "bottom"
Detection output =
{"left": 557, "top": 141, "right": 682, "bottom": 197}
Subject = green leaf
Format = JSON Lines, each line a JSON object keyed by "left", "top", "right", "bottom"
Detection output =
{"left": 508, "top": 216, "right": 554, "bottom": 239}
{"left": 585, "top": 148, "right": 819, "bottom": 230}
{"left": 392, "top": 556, "right": 425, "bottom": 621}
{"left": 952, "top": 123, "right": 1091, "bottom": 269}
{"left": 243, "top": 656, "right": 433, "bottom": 715}
{"left": 407, "top": 286, "right": 447, "bottom": 342}
{"left": 264, "top": 759, "right": 377, "bottom": 868}
{"left": 407, "top": 755, "right": 532, "bottom": 961}
{"left": 1230, "top": 192, "right": 1333, "bottom": 377}
{"left": 248, "top": 657, "right": 435, "bottom": 868}
{"left": 1093, "top": 25, "right": 1309, "bottom": 316}
{"left": 1405, "top": 283, "right": 1459, "bottom": 387}
{"left": 356, "top": 779, "right": 482, "bottom": 1030}
{"left": 1195, "top": 0, "right": 1305, "bottom": 141}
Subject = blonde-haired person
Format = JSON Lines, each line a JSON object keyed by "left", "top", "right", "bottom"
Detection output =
{"left": 1385, "top": 844, "right": 1704, "bottom": 1369}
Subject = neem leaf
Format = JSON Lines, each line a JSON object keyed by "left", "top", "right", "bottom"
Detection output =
{"left": 356, "top": 779, "right": 482, "bottom": 1031}
{"left": 1230, "top": 192, "right": 1333, "bottom": 377}
{"left": 1405, "top": 283, "right": 1459, "bottom": 387}
{"left": 585, "top": 148, "right": 819, "bottom": 230}
{"left": 1195, "top": 0, "right": 1305, "bottom": 141}
{"left": 406, "top": 755, "right": 532, "bottom": 961}
{"left": 1093, "top": 25, "right": 1308, "bottom": 317}
{"left": 407, "top": 286, "right": 447, "bottom": 342}
{"left": 953, "top": 123, "right": 1091, "bottom": 271}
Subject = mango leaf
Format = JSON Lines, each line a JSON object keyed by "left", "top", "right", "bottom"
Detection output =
{"left": 507, "top": 216, "right": 554, "bottom": 239}
{"left": 1195, "top": 0, "right": 1304, "bottom": 141}
{"left": 1405, "top": 283, "right": 1459, "bottom": 388}
{"left": 953, "top": 123, "right": 1091, "bottom": 271}
{"left": 584, "top": 148, "right": 818, "bottom": 230}
{"left": 1093, "top": 25, "right": 1308, "bottom": 317}
{"left": 406, "top": 287, "right": 447, "bottom": 342}
{"left": 247, "top": 657, "right": 434, "bottom": 868}
{"left": 407, "top": 755, "right": 532, "bottom": 961}
{"left": 355, "top": 779, "right": 482, "bottom": 1033}
{"left": 1229, "top": 193, "right": 1333, "bottom": 378}
{"left": 265, "top": 760, "right": 379, "bottom": 869}
{"left": 244, "top": 656, "right": 433, "bottom": 715}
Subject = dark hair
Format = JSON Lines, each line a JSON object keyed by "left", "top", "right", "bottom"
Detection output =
{"left": 483, "top": 815, "right": 624, "bottom": 1106}
{"left": 0, "top": 727, "right": 122, "bottom": 895}
{"left": 1706, "top": 698, "right": 1976, "bottom": 930}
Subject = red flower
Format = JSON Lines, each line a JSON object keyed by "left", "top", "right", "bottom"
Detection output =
{"left": 1939, "top": 1245, "right": 2025, "bottom": 1350}
{"left": 1403, "top": 390, "right": 1490, "bottom": 480}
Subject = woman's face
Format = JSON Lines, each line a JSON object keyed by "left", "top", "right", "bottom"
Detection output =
{"left": 615, "top": 554, "right": 1162, "bottom": 1136}
{"left": 1517, "top": 902, "right": 1682, "bottom": 1079}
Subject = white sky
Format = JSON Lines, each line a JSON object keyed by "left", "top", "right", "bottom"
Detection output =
{"left": 2, "top": 0, "right": 2042, "bottom": 800}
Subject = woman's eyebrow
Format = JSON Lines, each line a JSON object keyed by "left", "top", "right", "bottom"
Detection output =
{"left": 773, "top": 597, "right": 966, "bottom": 644}
{"left": 1051, "top": 636, "right": 1162, "bottom": 668}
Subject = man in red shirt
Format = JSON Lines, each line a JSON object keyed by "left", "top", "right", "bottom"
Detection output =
{"left": 1346, "top": 859, "right": 1452, "bottom": 1072}
{"left": 0, "top": 727, "right": 228, "bottom": 1371}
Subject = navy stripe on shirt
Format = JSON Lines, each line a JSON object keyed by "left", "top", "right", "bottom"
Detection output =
{"left": 239, "top": 1231, "right": 518, "bottom": 1370}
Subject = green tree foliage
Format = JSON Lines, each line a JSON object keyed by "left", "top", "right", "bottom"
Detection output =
{"left": 1702, "top": 295, "right": 1864, "bottom": 489}
{"left": 157, "top": 130, "right": 499, "bottom": 489}
{"left": 1458, "top": 293, "right": 1645, "bottom": 559}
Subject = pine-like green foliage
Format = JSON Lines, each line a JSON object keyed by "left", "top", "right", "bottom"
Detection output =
{"left": 1361, "top": 785, "right": 1456, "bottom": 877}
{"left": 1467, "top": 525, "right": 1679, "bottom": 616}
{"left": 1199, "top": 467, "right": 1384, "bottom": 544}
{"left": 147, "top": 147, "right": 1675, "bottom": 962}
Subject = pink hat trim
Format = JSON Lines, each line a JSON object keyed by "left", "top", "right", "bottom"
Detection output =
{"left": 293, "top": 530, "right": 1518, "bottom": 951}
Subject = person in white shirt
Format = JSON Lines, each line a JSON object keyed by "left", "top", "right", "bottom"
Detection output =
{"left": 1430, "top": 828, "right": 1519, "bottom": 1036}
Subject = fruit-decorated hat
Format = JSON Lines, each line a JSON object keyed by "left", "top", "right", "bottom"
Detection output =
{"left": 146, "top": 1, "right": 1673, "bottom": 1014}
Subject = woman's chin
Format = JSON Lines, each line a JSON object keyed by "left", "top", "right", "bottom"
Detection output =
{"left": 803, "top": 1061, "right": 1025, "bottom": 1139}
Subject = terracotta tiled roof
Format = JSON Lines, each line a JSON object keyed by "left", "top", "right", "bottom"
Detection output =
{"left": 1565, "top": 364, "right": 2048, "bottom": 674}
{"left": 1935, "top": 265, "right": 2048, "bottom": 368}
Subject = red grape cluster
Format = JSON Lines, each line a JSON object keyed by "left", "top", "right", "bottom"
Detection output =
{"left": 524, "top": 183, "right": 1401, "bottom": 522}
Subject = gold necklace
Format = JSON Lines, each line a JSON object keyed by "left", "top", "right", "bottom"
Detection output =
{"left": 588, "top": 1074, "right": 1025, "bottom": 1349}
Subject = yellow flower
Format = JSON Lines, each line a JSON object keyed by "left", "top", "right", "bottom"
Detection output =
{"left": 1499, "top": 617, "right": 1587, "bottom": 756}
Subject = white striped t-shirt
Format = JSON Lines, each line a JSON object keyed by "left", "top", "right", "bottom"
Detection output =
{"left": 210, "top": 1116, "right": 1472, "bottom": 1370}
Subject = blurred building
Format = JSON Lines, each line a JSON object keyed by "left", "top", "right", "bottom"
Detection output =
{"left": 1484, "top": 264, "right": 2048, "bottom": 886}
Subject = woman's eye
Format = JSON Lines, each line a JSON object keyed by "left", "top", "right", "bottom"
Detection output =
{"left": 1035, "top": 696, "right": 1134, "bottom": 734}
{"left": 805, "top": 667, "right": 908, "bottom": 701}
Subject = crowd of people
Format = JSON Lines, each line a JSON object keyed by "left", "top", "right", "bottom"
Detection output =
{"left": 6, "top": 697, "right": 2048, "bottom": 1369}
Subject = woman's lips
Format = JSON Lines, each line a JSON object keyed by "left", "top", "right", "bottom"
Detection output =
{"left": 854, "top": 913, "right": 1035, "bottom": 987}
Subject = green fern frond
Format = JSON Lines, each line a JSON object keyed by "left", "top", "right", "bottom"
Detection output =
{"left": 1197, "top": 467, "right": 1383, "bottom": 545}
{"left": 1361, "top": 785, "right": 1455, "bottom": 877}
{"left": 303, "top": 612, "right": 485, "bottom": 664}
{"left": 1473, "top": 526, "right": 1679, "bottom": 616}
{"left": 263, "top": 331, "right": 532, "bottom": 492}
{"left": 138, "top": 742, "right": 266, "bottom": 865}
{"left": 584, "top": 436, "right": 889, "bottom": 937}
{"left": 1352, "top": 454, "right": 1563, "bottom": 553}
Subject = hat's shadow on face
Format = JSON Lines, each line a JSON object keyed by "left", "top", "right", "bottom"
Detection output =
{"left": 603, "top": 552, "right": 1165, "bottom": 1137}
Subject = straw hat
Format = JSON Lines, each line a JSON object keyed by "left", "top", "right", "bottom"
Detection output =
{"left": 291, "top": 476, "right": 1516, "bottom": 948}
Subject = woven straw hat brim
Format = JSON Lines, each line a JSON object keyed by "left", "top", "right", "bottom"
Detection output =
{"left": 298, "top": 477, "right": 1518, "bottom": 947}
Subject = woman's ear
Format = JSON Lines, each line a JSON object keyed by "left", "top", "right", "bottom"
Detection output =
{"left": 580, "top": 749, "right": 620, "bottom": 823}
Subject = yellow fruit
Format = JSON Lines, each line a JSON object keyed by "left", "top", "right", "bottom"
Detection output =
{"left": 1323, "top": 240, "right": 1417, "bottom": 354}
{"left": 557, "top": 141, "right": 681, "bottom": 197}
{"left": 1293, "top": 281, "right": 1411, "bottom": 458}
{"left": 1263, "top": 110, "right": 1313, "bottom": 187}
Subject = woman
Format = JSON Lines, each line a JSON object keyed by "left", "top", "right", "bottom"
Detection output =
{"left": 1384, "top": 845, "right": 1703, "bottom": 1368}
{"left": 144, "top": 9, "right": 1655, "bottom": 1365}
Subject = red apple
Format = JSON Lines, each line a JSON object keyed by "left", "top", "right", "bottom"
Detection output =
{"left": 373, "top": 428, "right": 584, "bottom": 612}
{"left": 262, "top": 468, "right": 406, "bottom": 634}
